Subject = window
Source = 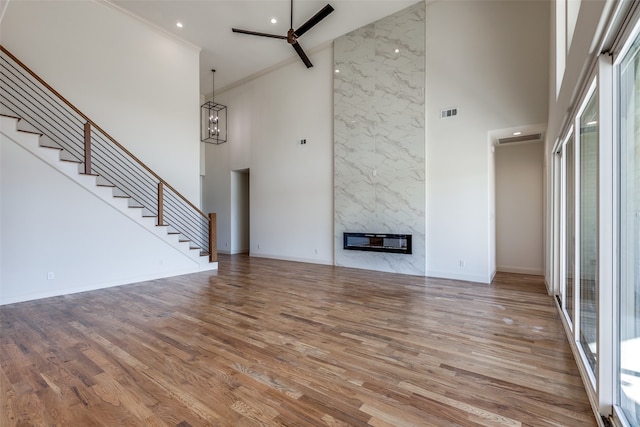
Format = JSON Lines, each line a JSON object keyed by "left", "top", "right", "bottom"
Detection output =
{"left": 556, "top": 0, "right": 582, "bottom": 98}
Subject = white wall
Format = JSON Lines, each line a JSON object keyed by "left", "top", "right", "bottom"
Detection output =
{"left": 426, "top": 0, "right": 549, "bottom": 283}
{"left": 0, "top": 134, "right": 203, "bottom": 305}
{"left": 495, "top": 141, "right": 544, "bottom": 275}
{"left": 0, "top": 0, "right": 201, "bottom": 202}
{"left": 203, "top": 47, "right": 334, "bottom": 265}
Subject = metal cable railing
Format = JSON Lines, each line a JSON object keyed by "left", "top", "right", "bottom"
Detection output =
{"left": 0, "top": 45, "right": 216, "bottom": 261}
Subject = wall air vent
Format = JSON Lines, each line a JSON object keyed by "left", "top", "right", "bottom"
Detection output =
{"left": 440, "top": 107, "right": 458, "bottom": 119}
{"left": 497, "top": 133, "right": 542, "bottom": 145}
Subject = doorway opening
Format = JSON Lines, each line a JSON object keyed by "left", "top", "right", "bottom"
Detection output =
{"left": 231, "top": 169, "right": 250, "bottom": 254}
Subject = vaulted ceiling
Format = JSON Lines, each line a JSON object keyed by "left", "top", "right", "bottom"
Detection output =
{"left": 111, "top": 0, "right": 417, "bottom": 95}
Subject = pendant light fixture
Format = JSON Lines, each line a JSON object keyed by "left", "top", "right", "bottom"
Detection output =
{"left": 200, "top": 69, "right": 227, "bottom": 144}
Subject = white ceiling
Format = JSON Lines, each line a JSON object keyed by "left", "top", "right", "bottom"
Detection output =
{"left": 110, "top": 0, "right": 417, "bottom": 96}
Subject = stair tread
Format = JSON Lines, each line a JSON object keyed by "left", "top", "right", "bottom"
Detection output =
{"left": 17, "top": 129, "right": 44, "bottom": 136}
{"left": 39, "top": 145, "right": 63, "bottom": 151}
{"left": 60, "top": 158, "right": 81, "bottom": 164}
{"left": 0, "top": 113, "right": 21, "bottom": 120}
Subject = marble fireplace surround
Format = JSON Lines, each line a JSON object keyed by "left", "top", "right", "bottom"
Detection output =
{"left": 334, "top": 2, "right": 425, "bottom": 275}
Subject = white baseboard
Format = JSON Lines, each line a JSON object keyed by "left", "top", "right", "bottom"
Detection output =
{"left": 496, "top": 265, "right": 544, "bottom": 275}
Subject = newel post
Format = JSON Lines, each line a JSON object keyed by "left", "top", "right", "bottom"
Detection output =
{"left": 83, "top": 122, "right": 91, "bottom": 174}
{"left": 208, "top": 213, "right": 217, "bottom": 262}
{"left": 157, "top": 182, "right": 164, "bottom": 226}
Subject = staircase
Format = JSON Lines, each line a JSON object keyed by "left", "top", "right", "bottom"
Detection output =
{"left": 0, "top": 45, "right": 217, "bottom": 304}
{"left": 1, "top": 114, "right": 215, "bottom": 268}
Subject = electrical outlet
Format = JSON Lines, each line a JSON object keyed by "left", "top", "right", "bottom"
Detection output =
{"left": 47, "top": 272, "right": 55, "bottom": 280}
{"left": 257, "top": 243, "right": 261, "bottom": 249}
{"left": 314, "top": 249, "right": 319, "bottom": 254}
{"left": 459, "top": 260, "right": 465, "bottom": 268}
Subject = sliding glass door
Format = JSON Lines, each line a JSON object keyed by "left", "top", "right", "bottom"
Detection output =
{"left": 564, "top": 133, "right": 576, "bottom": 327}
{"left": 618, "top": 31, "right": 640, "bottom": 426}
{"left": 579, "top": 89, "right": 598, "bottom": 375}
{"left": 558, "top": 83, "right": 599, "bottom": 382}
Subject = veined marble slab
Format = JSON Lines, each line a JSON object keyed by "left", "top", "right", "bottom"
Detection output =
{"left": 334, "top": 2, "right": 425, "bottom": 275}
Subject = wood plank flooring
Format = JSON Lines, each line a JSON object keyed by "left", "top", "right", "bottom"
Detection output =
{"left": 0, "top": 254, "right": 596, "bottom": 426}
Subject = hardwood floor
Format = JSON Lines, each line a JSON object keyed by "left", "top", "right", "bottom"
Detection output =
{"left": 1, "top": 254, "right": 596, "bottom": 426}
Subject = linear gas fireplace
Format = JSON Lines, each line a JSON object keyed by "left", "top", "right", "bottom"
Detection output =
{"left": 343, "top": 233, "right": 412, "bottom": 255}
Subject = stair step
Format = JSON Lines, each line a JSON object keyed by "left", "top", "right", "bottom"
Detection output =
{"left": 16, "top": 129, "right": 44, "bottom": 137}
{"left": 0, "top": 113, "right": 21, "bottom": 120}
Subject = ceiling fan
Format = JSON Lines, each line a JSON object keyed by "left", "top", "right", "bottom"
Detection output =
{"left": 232, "top": 0, "right": 334, "bottom": 68}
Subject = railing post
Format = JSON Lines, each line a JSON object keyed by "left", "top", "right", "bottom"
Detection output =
{"left": 209, "top": 213, "right": 217, "bottom": 262}
{"left": 84, "top": 122, "right": 91, "bottom": 174}
{"left": 157, "top": 182, "right": 164, "bottom": 226}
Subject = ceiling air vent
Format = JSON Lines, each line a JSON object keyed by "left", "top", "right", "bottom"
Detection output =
{"left": 497, "top": 133, "right": 542, "bottom": 145}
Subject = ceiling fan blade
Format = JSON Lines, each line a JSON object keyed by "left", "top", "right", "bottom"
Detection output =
{"left": 232, "top": 28, "right": 287, "bottom": 40}
{"left": 294, "top": 4, "right": 334, "bottom": 37}
{"left": 292, "top": 41, "right": 313, "bottom": 68}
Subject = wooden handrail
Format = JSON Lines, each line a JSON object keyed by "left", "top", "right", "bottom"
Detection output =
{"left": 0, "top": 44, "right": 208, "bottom": 220}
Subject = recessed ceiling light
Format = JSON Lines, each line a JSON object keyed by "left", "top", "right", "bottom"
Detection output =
{"left": 335, "top": 69, "right": 340, "bottom": 73}
{"left": 513, "top": 131, "right": 522, "bottom": 136}
{"left": 176, "top": 22, "right": 183, "bottom": 28}
{"left": 394, "top": 48, "right": 400, "bottom": 53}
{"left": 270, "top": 18, "right": 277, "bottom": 24}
